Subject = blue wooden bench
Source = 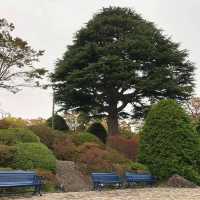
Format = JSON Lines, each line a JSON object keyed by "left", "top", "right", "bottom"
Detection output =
{"left": 91, "top": 172, "right": 122, "bottom": 190}
{"left": 125, "top": 172, "right": 156, "bottom": 186}
{"left": 0, "top": 171, "right": 42, "bottom": 195}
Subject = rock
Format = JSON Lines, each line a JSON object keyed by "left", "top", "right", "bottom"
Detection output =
{"left": 167, "top": 174, "right": 197, "bottom": 188}
{"left": 56, "top": 160, "right": 91, "bottom": 192}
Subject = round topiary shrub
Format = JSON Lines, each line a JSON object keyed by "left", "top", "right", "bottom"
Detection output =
{"left": 87, "top": 122, "right": 107, "bottom": 143}
{"left": 71, "top": 132, "right": 102, "bottom": 146}
{"left": 13, "top": 143, "right": 56, "bottom": 172}
{"left": 46, "top": 115, "right": 69, "bottom": 131}
{"left": 139, "top": 99, "right": 200, "bottom": 184}
{"left": 0, "top": 128, "right": 40, "bottom": 145}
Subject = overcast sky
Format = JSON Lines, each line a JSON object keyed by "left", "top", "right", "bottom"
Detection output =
{"left": 0, "top": 0, "right": 199, "bottom": 119}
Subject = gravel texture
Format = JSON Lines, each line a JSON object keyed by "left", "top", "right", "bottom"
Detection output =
{"left": 1, "top": 188, "right": 200, "bottom": 200}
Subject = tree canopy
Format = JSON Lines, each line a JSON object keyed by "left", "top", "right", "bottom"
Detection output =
{"left": 53, "top": 7, "right": 194, "bottom": 135}
{"left": 0, "top": 18, "right": 46, "bottom": 93}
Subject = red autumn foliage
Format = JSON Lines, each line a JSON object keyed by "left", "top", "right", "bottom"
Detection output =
{"left": 107, "top": 135, "right": 139, "bottom": 161}
{"left": 78, "top": 143, "right": 112, "bottom": 173}
{"left": 53, "top": 136, "right": 78, "bottom": 161}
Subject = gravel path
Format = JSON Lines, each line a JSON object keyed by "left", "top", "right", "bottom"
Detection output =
{"left": 1, "top": 188, "right": 200, "bottom": 200}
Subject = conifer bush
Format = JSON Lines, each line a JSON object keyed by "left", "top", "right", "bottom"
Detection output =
{"left": 87, "top": 122, "right": 107, "bottom": 143}
{"left": 139, "top": 99, "right": 200, "bottom": 184}
{"left": 46, "top": 115, "right": 69, "bottom": 131}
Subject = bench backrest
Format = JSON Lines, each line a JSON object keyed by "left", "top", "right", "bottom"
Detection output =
{"left": 125, "top": 172, "right": 155, "bottom": 182}
{"left": 0, "top": 171, "right": 36, "bottom": 183}
{"left": 91, "top": 172, "right": 120, "bottom": 182}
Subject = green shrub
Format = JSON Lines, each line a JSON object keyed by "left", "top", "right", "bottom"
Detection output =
{"left": 0, "top": 167, "right": 13, "bottom": 171}
{"left": 0, "top": 145, "right": 16, "bottom": 167}
{"left": 71, "top": 132, "right": 102, "bottom": 146}
{"left": 139, "top": 99, "right": 200, "bottom": 184}
{"left": 13, "top": 143, "right": 56, "bottom": 172}
{"left": 0, "top": 128, "right": 40, "bottom": 145}
{"left": 87, "top": 122, "right": 107, "bottom": 143}
{"left": 46, "top": 115, "right": 69, "bottom": 131}
{"left": 29, "top": 125, "right": 59, "bottom": 149}
{"left": 129, "top": 162, "right": 149, "bottom": 172}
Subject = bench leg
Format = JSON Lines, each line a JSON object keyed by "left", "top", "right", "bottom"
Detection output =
{"left": 38, "top": 185, "right": 42, "bottom": 196}
{"left": 33, "top": 185, "right": 42, "bottom": 196}
{"left": 97, "top": 184, "right": 102, "bottom": 191}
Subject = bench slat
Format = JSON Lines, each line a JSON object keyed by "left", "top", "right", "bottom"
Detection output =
{"left": 125, "top": 172, "right": 156, "bottom": 185}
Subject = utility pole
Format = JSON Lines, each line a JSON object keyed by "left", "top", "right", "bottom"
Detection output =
{"left": 52, "top": 87, "right": 55, "bottom": 129}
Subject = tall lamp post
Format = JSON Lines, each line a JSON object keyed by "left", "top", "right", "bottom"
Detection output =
{"left": 51, "top": 86, "right": 55, "bottom": 129}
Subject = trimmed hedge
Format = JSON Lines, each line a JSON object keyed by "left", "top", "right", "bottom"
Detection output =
{"left": 139, "top": 99, "right": 200, "bottom": 184}
{"left": 87, "top": 122, "right": 107, "bottom": 143}
{"left": 0, "top": 128, "right": 40, "bottom": 145}
{"left": 13, "top": 143, "right": 56, "bottom": 172}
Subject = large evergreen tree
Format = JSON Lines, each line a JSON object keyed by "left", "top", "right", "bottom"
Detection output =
{"left": 53, "top": 7, "right": 194, "bottom": 135}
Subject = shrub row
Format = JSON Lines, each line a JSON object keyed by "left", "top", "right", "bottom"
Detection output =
{"left": 0, "top": 128, "right": 40, "bottom": 145}
{"left": 0, "top": 128, "right": 56, "bottom": 172}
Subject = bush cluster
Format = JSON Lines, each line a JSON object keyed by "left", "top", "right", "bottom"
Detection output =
{"left": 107, "top": 135, "right": 139, "bottom": 161}
{"left": 71, "top": 132, "right": 102, "bottom": 146}
{"left": 53, "top": 136, "right": 78, "bottom": 161}
{"left": 13, "top": 143, "right": 56, "bottom": 172}
{"left": 77, "top": 142, "right": 132, "bottom": 174}
{"left": 29, "top": 125, "right": 59, "bottom": 149}
{"left": 0, "top": 126, "right": 56, "bottom": 174}
{"left": 0, "top": 128, "right": 40, "bottom": 145}
{"left": 0, "top": 117, "right": 27, "bottom": 129}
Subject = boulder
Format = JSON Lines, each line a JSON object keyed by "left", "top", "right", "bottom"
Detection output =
{"left": 167, "top": 174, "right": 197, "bottom": 188}
{"left": 56, "top": 160, "right": 90, "bottom": 192}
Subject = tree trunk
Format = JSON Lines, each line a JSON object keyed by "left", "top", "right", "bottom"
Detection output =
{"left": 107, "top": 111, "right": 119, "bottom": 135}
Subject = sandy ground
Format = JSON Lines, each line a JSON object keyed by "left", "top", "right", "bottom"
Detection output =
{"left": 1, "top": 188, "right": 200, "bottom": 200}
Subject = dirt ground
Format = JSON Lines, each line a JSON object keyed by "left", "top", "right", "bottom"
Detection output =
{"left": 1, "top": 188, "right": 200, "bottom": 200}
